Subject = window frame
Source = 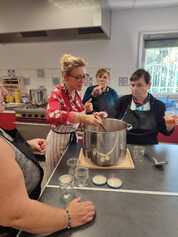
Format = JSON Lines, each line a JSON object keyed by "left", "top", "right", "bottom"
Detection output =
{"left": 138, "top": 30, "right": 178, "bottom": 96}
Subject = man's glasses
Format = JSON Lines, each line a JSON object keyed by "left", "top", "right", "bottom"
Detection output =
{"left": 69, "top": 73, "right": 89, "bottom": 81}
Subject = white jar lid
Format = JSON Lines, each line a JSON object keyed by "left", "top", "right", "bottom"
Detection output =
{"left": 92, "top": 175, "right": 107, "bottom": 186}
{"left": 107, "top": 177, "right": 122, "bottom": 188}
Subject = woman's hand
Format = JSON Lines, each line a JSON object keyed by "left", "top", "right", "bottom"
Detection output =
{"left": 79, "top": 114, "right": 103, "bottom": 126}
{"left": 84, "top": 98, "right": 93, "bottom": 113}
{"left": 94, "top": 111, "right": 108, "bottom": 119}
{"left": 91, "top": 85, "right": 104, "bottom": 97}
{"left": 27, "top": 138, "right": 47, "bottom": 153}
{"left": 67, "top": 197, "right": 95, "bottom": 228}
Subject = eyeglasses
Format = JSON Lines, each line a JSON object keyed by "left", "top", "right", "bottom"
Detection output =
{"left": 69, "top": 73, "right": 89, "bottom": 81}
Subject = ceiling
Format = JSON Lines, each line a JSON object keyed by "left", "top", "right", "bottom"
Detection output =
{"left": 107, "top": 0, "right": 178, "bottom": 9}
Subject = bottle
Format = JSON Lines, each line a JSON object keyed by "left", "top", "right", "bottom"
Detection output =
{"left": 14, "top": 89, "right": 21, "bottom": 103}
{"left": 9, "top": 94, "right": 15, "bottom": 103}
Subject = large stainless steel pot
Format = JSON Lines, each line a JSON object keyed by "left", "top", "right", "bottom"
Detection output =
{"left": 29, "top": 87, "right": 47, "bottom": 106}
{"left": 83, "top": 118, "right": 132, "bottom": 166}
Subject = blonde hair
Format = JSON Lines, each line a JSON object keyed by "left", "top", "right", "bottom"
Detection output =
{"left": 96, "top": 68, "right": 110, "bottom": 78}
{"left": 60, "top": 54, "right": 86, "bottom": 75}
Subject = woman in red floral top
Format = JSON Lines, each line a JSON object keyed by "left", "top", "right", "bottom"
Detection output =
{"left": 45, "top": 54, "right": 103, "bottom": 179}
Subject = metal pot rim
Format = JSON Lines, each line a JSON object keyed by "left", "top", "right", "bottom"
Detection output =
{"left": 85, "top": 119, "right": 128, "bottom": 134}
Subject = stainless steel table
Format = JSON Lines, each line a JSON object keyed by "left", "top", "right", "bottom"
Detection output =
{"left": 19, "top": 142, "right": 178, "bottom": 237}
{"left": 48, "top": 143, "right": 178, "bottom": 193}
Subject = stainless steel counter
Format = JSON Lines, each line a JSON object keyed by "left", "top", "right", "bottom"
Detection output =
{"left": 19, "top": 142, "right": 178, "bottom": 237}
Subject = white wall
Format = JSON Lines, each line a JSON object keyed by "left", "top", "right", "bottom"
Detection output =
{"left": 1, "top": 6, "right": 178, "bottom": 95}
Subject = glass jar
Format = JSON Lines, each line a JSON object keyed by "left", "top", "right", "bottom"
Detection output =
{"left": 58, "top": 174, "right": 75, "bottom": 202}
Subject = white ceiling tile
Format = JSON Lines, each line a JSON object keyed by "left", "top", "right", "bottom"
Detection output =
{"left": 108, "top": 0, "right": 135, "bottom": 9}
{"left": 135, "top": 0, "right": 178, "bottom": 8}
{"left": 107, "top": 0, "right": 178, "bottom": 9}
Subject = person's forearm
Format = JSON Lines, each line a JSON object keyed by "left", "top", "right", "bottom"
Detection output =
{"left": 7, "top": 199, "right": 67, "bottom": 234}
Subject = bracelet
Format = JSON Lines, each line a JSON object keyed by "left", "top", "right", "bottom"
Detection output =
{"left": 65, "top": 208, "right": 72, "bottom": 229}
{"left": 76, "top": 113, "right": 81, "bottom": 124}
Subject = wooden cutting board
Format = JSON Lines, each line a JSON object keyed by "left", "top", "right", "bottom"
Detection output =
{"left": 78, "top": 148, "right": 135, "bottom": 169}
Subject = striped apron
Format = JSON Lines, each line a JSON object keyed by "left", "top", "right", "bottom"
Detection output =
{"left": 45, "top": 124, "right": 79, "bottom": 181}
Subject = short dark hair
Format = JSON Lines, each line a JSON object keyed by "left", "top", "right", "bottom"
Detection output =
{"left": 130, "top": 69, "right": 151, "bottom": 84}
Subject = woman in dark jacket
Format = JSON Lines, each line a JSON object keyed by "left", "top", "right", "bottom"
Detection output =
{"left": 116, "top": 69, "right": 175, "bottom": 145}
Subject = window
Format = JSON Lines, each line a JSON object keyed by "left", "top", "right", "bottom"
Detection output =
{"left": 141, "top": 34, "right": 178, "bottom": 94}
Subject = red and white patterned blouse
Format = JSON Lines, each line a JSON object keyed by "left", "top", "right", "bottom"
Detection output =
{"left": 46, "top": 84, "right": 84, "bottom": 128}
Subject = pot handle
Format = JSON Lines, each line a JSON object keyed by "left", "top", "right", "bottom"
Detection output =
{"left": 127, "top": 123, "right": 133, "bottom": 131}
